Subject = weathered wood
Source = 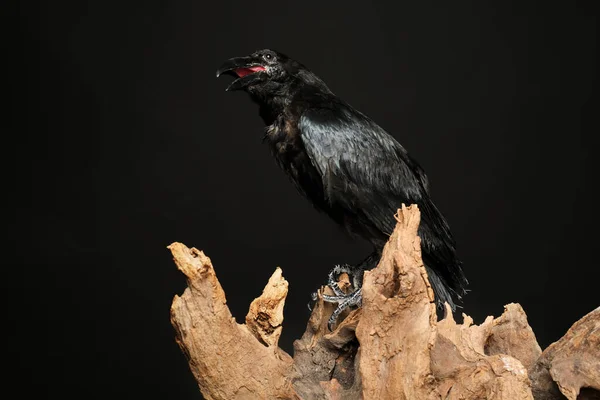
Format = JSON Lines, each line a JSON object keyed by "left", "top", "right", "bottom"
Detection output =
{"left": 169, "top": 205, "right": 599, "bottom": 400}
{"left": 169, "top": 244, "right": 297, "bottom": 399}
{"left": 530, "top": 307, "right": 600, "bottom": 400}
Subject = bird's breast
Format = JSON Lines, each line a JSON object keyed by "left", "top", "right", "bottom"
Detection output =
{"left": 264, "top": 116, "right": 327, "bottom": 205}
{"left": 265, "top": 115, "right": 303, "bottom": 160}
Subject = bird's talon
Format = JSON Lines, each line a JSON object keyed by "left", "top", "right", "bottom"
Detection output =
{"left": 324, "top": 288, "right": 363, "bottom": 330}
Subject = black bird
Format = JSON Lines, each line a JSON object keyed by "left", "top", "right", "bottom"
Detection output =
{"left": 216, "top": 49, "right": 468, "bottom": 328}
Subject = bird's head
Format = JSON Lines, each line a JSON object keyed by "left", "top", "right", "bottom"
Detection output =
{"left": 216, "top": 49, "right": 294, "bottom": 93}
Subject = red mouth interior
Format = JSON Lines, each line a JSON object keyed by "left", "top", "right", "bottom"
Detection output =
{"left": 234, "top": 66, "right": 266, "bottom": 78}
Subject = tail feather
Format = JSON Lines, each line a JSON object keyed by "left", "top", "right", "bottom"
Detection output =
{"left": 424, "top": 263, "right": 467, "bottom": 311}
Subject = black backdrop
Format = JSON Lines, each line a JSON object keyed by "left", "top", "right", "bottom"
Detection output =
{"left": 10, "top": 1, "right": 597, "bottom": 398}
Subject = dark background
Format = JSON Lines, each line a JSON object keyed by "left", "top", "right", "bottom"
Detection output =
{"left": 9, "top": 0, "right": 597, "bottom": 398}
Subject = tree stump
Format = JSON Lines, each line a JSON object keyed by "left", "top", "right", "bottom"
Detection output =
{"left": 169, "top": 205, "right": 600, "bottom": 399}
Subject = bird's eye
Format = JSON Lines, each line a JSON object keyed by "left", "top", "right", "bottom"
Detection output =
{"left": 263, "top": 53, "right": 273, "bottom": 61}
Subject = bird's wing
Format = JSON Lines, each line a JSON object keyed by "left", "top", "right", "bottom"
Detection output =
{"left": 299, "top": 104, "right": 468, "bottom": 303}
{"left": 299, "top": 105, "right": 435, "bottom": 236}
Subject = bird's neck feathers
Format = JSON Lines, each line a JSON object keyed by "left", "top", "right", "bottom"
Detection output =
{"left": 247, "top": 83, "right": 289, "bottom": 119}
{"left": 250, "top": 89, "right": 290, "bottom": 125}
{"left": 250, "top": 70, "right": 333, "bottom": 125}
{"left": 295, "top": 69, "right": 331, "bottom": 93}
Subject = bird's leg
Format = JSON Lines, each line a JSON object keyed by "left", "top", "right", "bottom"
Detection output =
{"left": 325, "top": 287, "right": 363, "bottom": 329}
{"left": 327, "top": 264, "right": 358, "bottom": 296}
{"left": 322, "top": 264, "right": 364, "bottom": 330}
{"left": 307, "top": 264, "right": 362, "bottom": 313}
{"left": 321, "top": 251, "right": 380, "bottom": 330}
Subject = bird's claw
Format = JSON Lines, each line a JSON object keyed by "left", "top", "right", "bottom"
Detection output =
{"left": 325, "top": 288, "right": 363, "bottom": 331}
{"left": 307, "top": 291, "right": 319, "bottom": 311}
{"left": 327, "top": 264, "right": 354, "bottom": 296}
{"left": 306, "top": 264, "right": 364, "bottom": 329}
{"left": 323, "top": 264, "right": 364, "bottom": 330}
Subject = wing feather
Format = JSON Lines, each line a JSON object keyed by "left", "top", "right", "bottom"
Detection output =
{"left": 299, "top": 106, "right": 429, "bottom": 234}
{"left": 299, "top": 104, "right": 468, "bottom": 302}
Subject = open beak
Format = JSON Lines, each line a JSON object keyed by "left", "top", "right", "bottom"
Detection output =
{"left": 216, "top": 56, "right": 267, "bottom": 91}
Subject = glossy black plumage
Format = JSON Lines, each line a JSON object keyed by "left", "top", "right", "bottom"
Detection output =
{"left": 217, "top": 49, "right": 468, "bottom": 309}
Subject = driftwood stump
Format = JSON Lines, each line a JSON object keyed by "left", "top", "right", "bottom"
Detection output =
{"left": 169, "top": 205, "right": 600, "bottom": 399}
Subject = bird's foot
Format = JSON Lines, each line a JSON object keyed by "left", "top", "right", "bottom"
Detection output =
{"left": 320, "top": 264, "right": 364, "bottom": 330}
{"left": 323, "top": 287, "right": 362, "bottom": 331}
{"left": 308, "top": 264, "right": 354, "bottom": 311}
{"left": 329, "top": 264, "right": 364, "bottom": 295}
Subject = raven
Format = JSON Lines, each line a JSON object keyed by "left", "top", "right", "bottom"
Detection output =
{"left": 217, "top": 49, "right": 468, "bottom": 328}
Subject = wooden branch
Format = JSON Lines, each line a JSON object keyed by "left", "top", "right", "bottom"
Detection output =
{"left": 169, "top": 245, "right": 297, "bottom": 399}
{"left": 169, "top": 205, "right": 600, "bottom": 400}
{"left": 529, "top": 306, "right": 600, "bottom": 400}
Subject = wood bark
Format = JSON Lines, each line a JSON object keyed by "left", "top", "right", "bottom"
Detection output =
{"left": 169, "top": 205, "right": 600, "bottom": 399}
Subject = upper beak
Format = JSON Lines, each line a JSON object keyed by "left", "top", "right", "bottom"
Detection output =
{"left": 216, "top": 56, "right": 266, "bottom": 91}
{"left": 216, "top": 56, "right": 254, "bottom": 78}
